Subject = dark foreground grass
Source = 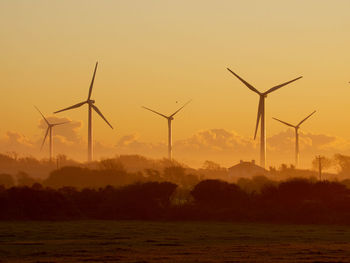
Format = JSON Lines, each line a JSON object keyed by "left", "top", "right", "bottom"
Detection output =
{"left": 0, "top": 221, "right": 350, "bottom": 262}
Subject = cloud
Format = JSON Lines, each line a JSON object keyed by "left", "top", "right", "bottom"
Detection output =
{"left": 113, "top": 129, "right": 259, "bottom": 167}
{"left": 0, "top": 132, "right": 35, "bottom": 152}
{"left": 268, "top": 129, "right": 349, "bottom": 154}
{"left": 35, "top": 116, "right": 92, "bottom": 160}
{"left": 0, "top": 117, "right": 86, "bottom": 160}
{"left": 113, "top": 129, "right": 350, "bottom": 168}
{"left": 267, "top": 129, "right": 350, "bottom": 168}
{"left": 1, "top": 127, "right": 350, "bottom": 168}
{"left": 175, "top": 129, "right": 257, "bottom": 153}
{"left": 117, "top": 134, "right": 141, "bottom": 147}
{"left": 38, "top": 116, "right": 83, "bottom": 143}
{"left": 303, "top": 132, "right": 349, "bottom": 151}
{"left": 115, "top": 134, "right": 166, "bottom": 158}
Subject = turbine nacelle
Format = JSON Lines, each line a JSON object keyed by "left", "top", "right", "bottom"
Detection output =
{"left": 273, "top": 110, "right": 316, "bottom": 130}
{"left": 227, "top": 67, "right": 302, "bottom": 140}
{"left": 54, "top": 62, "right": 113, "bottom": 130}
{"left": 227, "top": 67, "right": 302, "bottom": 168}
{"left": 142, "top": 99, "right": 192, "bottom": 121}
{"left": 53, "top": 62, "right": 114, "bottom": 162}
{"left": 142, "top": 100, "right": 192, "bottom": 160}
{"left": 272, "top": 110, "right": 316, "bottom": 167}
{"left": 34, "top": 106, "right": 70, "bottom": 156}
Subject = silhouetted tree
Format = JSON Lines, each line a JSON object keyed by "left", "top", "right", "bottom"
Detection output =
{"left": 0, "top": 173, "right": 14, "bottom": 188}
{"left": 202, "top": 160, "right": 222, "bottom": 170}
{"left": 145, "top": 169, "right": 163, "bottom": 182}
{"left": 16, "top": 171, "right": 38, "bottom": 186}
{"left": 312, "top": 155, "right": 333, "bottom": 172}
{"left": 237, "top": 175, "right": 275, "bottom": 194}
{"left": 191, "top": 179, "right": 248, "bottom": 209}
{"left": 163, "top": 166, "right": 199, "bottom": 188}
{"left": 334, "top": 154, "right": 350, "bottom": 175}
{"left": 99, "top": 158, "right": 125, "bottom": 171}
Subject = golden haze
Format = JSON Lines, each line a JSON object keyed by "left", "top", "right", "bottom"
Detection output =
{"left": 1, "top": 0, "right": 350, "bottom": 167}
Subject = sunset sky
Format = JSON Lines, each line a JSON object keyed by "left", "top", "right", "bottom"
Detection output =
{"left": 1, "top": 0, "right": 350, "bottom": 168}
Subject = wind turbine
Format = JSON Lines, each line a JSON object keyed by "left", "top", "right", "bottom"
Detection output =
{"left": 273, "top": 110, "right": 316, "bottom": 168}
{"left": 54, "top": 62, "right": 113, "bottom": 162}
{"left": 227, "top": 68, "right": 302, "bottom": 168}
{"left": 142, "top": 100, "right": 192, "bottom": 160}
{"left": 35, "top": 106, "right": 70, "bottom": 161}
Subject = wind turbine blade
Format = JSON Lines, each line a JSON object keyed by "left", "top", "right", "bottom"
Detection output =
{"left": 54, "top": 101, "right": 87, "bottom": 114}
{"left": 52, "top": 121, "right": 71, "bottom": 126}
{"left": 34, "top": 106, "right": 50, "bottom": 125}
{"left": 297, "top": 110, "right": 316, "bottom": 127}
{"left": 91, "top": 104, "right": 113, "bottom": 129}
{"left": 264, "top": 76, "right": 303, "bottom": 95}
{"left": 142, "top": 106, "right": 168, "bottom": 119}
{"left": 87, "top": 62, "right": 98, "bottom": 100}
{"left": 41, "top": 127, "right": 50, "bottom": 150}
{"left": 170, "top": 99, "right": 192, "bottom": 117}
{"left": 272, "top": 117, "right": 295, "bottom": 128}
{"left": 254, "top": 97, "right": 263, "bottom": 140}
{"left": 227, "top": 68, "right": 261, "bottom": 95}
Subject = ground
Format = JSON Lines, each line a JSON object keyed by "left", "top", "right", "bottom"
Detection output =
{"left": 1, "top": 221, "right": 350, "bottom": 262}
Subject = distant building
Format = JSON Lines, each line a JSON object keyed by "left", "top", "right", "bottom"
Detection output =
{"left": 228, "top": 160, "right": 269, "bottom": 179}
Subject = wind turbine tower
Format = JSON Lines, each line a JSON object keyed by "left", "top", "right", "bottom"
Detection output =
{"left": 142, "top": 100, "right": 191, "bottom": 160}
{"left": 273, "top": 110, "right": 316, "bottom": 168}
{"left": 227, "top": 68, "right": 302, "bottom": 168}
{"left": 54, "top": 62, "right": 113, "bottom": 162}
{"left": 35, "top": 106, "right": 69, "bottom": 161}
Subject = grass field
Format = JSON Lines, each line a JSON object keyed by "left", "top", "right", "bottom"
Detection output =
{"left": 0, "top": 221, "right": 350, "bottom": 262}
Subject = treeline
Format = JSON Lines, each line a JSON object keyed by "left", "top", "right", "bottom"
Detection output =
{"left": 0, "top": 153, "right": 203, "bottom": 188}
{"left": 0, "top": 165, "right": 200, "bottom": 190}
{"left": 0, "top": 153, "right": 78, "bottom": 179}
{"left": 184, "top": 179, "right": 350, "bottom": 224}
{"left": 3, "top": 153, "right": 350, "bottom": 189}
{"left": 1, "top": 178, "right": 350, "bottom": 224}
{"left": 0, "top": 182, "right": 176, "bottom": 220}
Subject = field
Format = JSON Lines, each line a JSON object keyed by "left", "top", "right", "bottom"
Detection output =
{"left": 0, "top": 221, "right": 350, "bottom": 262}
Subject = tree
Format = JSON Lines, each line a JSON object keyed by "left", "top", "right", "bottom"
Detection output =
{"left": 334, "top": 154, "right": 350, "bottom": 175}
{"left": 0, "top": 173, "right": 14, "bottom": 188}
{"left": 191, "top": 179, "right": 248, "bottom": 208}
{"left": 312, "top": 156, "right": 333, "bottom": 179}
{"left": 99, "top": 158, "right": 125, "bottom": 172}
{"left": 16, "top": 171, "right": 37, "bottom": 186}
{"left": 202, "top": 160, "right": 222, "bottom": 170}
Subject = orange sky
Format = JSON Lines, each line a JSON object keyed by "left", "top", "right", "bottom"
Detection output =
{"left": 1, "top": 0, "right": 350, "bottom": 168}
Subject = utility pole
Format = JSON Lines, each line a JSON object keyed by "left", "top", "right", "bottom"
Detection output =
{"left": 317, "top": 155, "right": 322, "bottom": 181}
